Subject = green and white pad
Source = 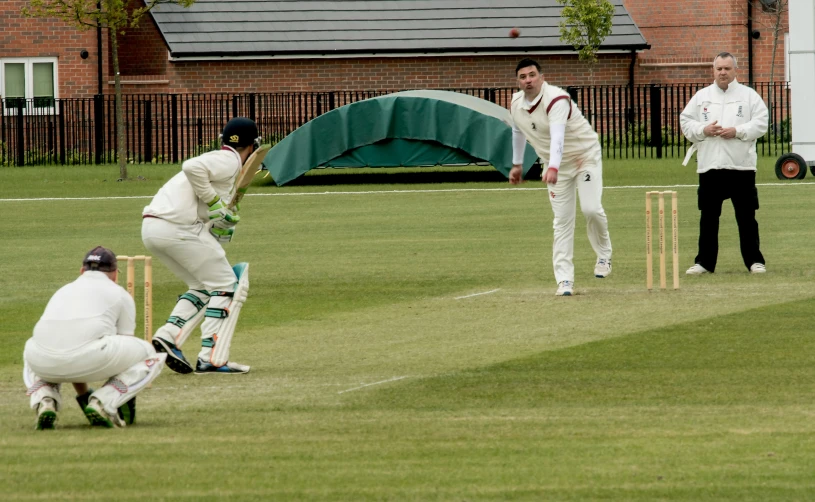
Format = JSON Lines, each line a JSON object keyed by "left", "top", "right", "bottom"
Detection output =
{"left": 154, "top": 290, "right": 210, "bottom": 348}
{"left": 210, "top": 263, "right": 249, "bottom": 367}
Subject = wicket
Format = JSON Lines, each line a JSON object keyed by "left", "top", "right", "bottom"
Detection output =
{"left": 117, "top": 255, "right": 153, "bottom": 342}
{"left": 645, "top": 191, "right": 679, "bottom": 290}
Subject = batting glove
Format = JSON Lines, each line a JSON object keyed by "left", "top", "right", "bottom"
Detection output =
{"left": 207, "top": 197, "right": 240, "bottom": 225}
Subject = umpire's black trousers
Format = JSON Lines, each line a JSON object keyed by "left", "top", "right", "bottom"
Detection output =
{"left": 695, "top": 169, "right": 765, "bottom": 272}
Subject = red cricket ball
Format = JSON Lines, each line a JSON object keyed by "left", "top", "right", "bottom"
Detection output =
{"left": 509, "top": 28, "right": 521, "bottom": 38}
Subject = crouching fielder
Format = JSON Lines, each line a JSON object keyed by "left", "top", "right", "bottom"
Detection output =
{"left": 142, "top": 117, "right": 257, "bottom": 375}
{"left": 24, "top": 247, "right": 166, "bottom": 430}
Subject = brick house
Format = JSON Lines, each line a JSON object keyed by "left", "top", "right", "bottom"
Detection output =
{"left": 1, "top": 0, "right": 789, "bottom": 101}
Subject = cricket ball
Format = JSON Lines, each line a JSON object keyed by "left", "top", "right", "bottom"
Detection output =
{"left": 509, "top": 28, "right": 521, "bottom": 39}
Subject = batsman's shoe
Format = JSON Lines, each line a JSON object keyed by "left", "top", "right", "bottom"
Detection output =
{"left": 556, "top": 280, "right": 574, "bottom": 297}
{"left": 84, "top": 397, "right": 125, "bottom": 428}
{"left": 36, "top": 397, "right": 57, "bottom": 430}
{"left": 594, "top": 258, "right": 612, "bottom": 278}
{"left": 152, "top": 337, "right": 194, "bottom": 374}
{"left": 686, "top": 264, "right": 710, "bottom": 275}
{"left": 195, "top": 359, "right": 250, "bottom": 375}
{"left": 750, "top": 263, "right": 767, "bottom": 274}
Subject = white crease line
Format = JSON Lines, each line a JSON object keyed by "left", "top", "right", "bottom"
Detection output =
{"left": 338, "top": 376, "right": 409, "bottom": 394}
{"left": 2, "top": 182, "right": 813, "bottom": 203}
{"left": 455, "top": 288, "right": 501, "bottom": 300}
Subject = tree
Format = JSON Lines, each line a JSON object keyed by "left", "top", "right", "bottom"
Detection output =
{"left": 556, "top": 0, "right": 615, "bottom": 78}
{"left": 23, "top": 0, "right": 195, "bottom": 180}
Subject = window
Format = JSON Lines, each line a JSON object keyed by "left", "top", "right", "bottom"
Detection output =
{"left": 1, "top": 58, "right": 58, "bottom": 111}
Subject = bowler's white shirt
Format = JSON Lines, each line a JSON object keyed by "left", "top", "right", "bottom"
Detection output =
{"left": 32, "top": 271, "right": 136, "bottom": 351}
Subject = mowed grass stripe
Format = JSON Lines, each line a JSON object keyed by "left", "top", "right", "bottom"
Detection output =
{"left": 355, "top": 298, "right": 815, "bottom": 410}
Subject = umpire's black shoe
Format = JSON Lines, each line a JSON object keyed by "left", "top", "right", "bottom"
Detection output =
{"left": 152, "top": 337, "right": 194, "bottom": 374}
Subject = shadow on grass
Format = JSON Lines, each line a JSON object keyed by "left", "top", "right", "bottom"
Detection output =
{"left": 263, "top": 165, "right": 543, "bottom": 187}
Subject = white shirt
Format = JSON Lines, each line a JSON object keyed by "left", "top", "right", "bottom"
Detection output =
{"left": 680, "top": 79, "right": 769, "bottom": 173}
{"left": 32, "top": 271, "right": 136, "bottom": 351}
{"left": 511, "top": 83, "right": 600, "bottom": 172}
{"left": 143, "top": 147, "right": 243, "bottom": 224}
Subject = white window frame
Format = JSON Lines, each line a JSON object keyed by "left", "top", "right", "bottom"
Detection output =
{"left": 0, "top": 57, "right": 60, "bottom": 114}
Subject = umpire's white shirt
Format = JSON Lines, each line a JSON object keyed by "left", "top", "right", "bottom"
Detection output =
{"left": 680, "top": 79, "right": 769, "bottom": 173}
{"left": 31, "top": 271, "right": 136, "bottom": 351}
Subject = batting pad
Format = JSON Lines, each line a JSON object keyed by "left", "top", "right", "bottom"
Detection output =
{"left": 211, "top": 262, "right": 249, "bottom": 367}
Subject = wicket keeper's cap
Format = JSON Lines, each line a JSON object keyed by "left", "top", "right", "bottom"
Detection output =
{"left": 221, "top": 117, "right": 259, "bottom": 148}
{"left": 82, "top": 246, "right": 117, "bottom": 272}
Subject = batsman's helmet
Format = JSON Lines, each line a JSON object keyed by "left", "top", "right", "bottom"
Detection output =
{"left": 221, "top": 117, "right": 260, "bottom": 149}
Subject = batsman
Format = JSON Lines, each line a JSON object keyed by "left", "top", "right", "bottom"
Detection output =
{"left": 142, "top": 117, "right": 264, "bottom": 375}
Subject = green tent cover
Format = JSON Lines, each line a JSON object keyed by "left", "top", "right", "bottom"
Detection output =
{"left": 263, "top": 90, "right": 538, "bottom": 186}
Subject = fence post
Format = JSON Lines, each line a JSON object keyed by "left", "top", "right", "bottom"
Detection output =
{"left": 144, "top": 100, "right": 153, "bottom": 163}
{"left": 649, "top": 85, "right": 663, "bottom": 159}
{"left": 15, "top": 100, "right": 25, "bottom": 166}
{"left": 94, "top": 94, "right": 104, "bottom": 165}
{"left": 171, "top": 94, "right": 179, "bottom": 164}
{"left": 249, "top": 94, "right": 256, "bottom": 122}
{"left": 58, "top": 100, "right": 66, "bottom": 165}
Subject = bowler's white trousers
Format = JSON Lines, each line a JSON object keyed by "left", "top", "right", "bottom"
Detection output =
{"left": 547, "top": 149, "right": 612, "bottom": 284}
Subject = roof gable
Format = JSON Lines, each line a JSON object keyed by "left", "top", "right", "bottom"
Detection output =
{"left": 150, "top": 0, "right": 649, "bottom": 58}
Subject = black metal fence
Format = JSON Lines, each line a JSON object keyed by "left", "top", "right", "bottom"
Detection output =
{"left": 0, "top": 83, "right": 791, "bottom": 166}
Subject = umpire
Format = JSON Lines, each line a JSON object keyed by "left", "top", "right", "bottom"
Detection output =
{"left": 680, "top": 51, "right": 768, "bottom": 275}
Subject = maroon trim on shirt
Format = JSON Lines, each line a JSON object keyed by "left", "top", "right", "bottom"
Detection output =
{"left": 546, "top": 95, "right": 572, "bottom": 119}
{"left": 527, "top": 100, "right": 541, "bottom": 114}
{"left": 143, "top": 214, "right": 160, "bottom": 219}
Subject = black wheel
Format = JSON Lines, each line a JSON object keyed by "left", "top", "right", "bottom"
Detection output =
{"left": 775, "top": 153, "right": 807, "bottom": 180}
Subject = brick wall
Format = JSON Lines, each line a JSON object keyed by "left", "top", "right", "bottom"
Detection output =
{"left": 0, "top": 0, "right": 106, "bottom": 97}
{"left": 160, "top": 54, "right": 634, "bottom": 94}
{"left": 116, "top": 0, "right": 167, "bottom": 76}
{"left": 623, "top": 0, "right": 789, "bottom": 84}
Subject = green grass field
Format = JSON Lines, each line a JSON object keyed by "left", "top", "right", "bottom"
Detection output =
{"left": 2, "top": 157, "right": 815, "bottom": 500}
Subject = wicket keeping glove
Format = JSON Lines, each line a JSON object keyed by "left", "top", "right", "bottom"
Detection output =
{"left": 207, "top": 197, "right": 240, "bottom": 225}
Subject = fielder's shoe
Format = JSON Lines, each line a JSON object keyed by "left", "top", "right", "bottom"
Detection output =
{"left": 750, "top": 263, "right": 767, "bottom": 274}
{"left": 556, "top": 280, "right": 574, "bottom": 296}
{"left": 195, "top": 359, "right": 250, "bottom": 375}
{"left": 685, "top": 264, "right": 709, "bottom": 275}
{"left": 84, "top": 397, "right": 125, "bottom": 428}
{"left": 594, "top": 258, "right": 612, "bottom": 278}
{"left": 36, "top": 397, "right": 57, "bottom": 430}
{"left": 152, "top": 337, "right": 194, "bottom": 374}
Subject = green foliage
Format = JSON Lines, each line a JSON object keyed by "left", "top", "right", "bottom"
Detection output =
{"left": 556, "top": 0, "right": 615, "bottom": 66}
{"left": 22, "top": 0, "right": 195, "bottom": 32}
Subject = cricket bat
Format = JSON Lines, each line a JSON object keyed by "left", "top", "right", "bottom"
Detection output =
{"left": 227, "top": 144, "right": 271, "bottom": 209}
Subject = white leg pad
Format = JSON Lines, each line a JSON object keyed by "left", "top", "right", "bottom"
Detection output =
{"left": 173, "top": 304, "right": 207, "bottom": 348}
{"left": 154, "top": 290, "right": 210, "bottom": 348}
{"left": 211, "top": 263, "right": 249, "bottom": 367}
{"left": 91, "top": 353, "right": 167, "bottom": 415}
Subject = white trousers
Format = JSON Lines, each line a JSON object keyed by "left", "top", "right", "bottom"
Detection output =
{"left": 141, "top": 217, "right": 238, "bottom": 361}
{"left": 547, "top": 151, "right": 612, "bottom": 284}
{"left": 23, "top": 336, "right": 157, "bottom": 414}
{"left": 141, "top": 217, "right": 237, "bottom": 291}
